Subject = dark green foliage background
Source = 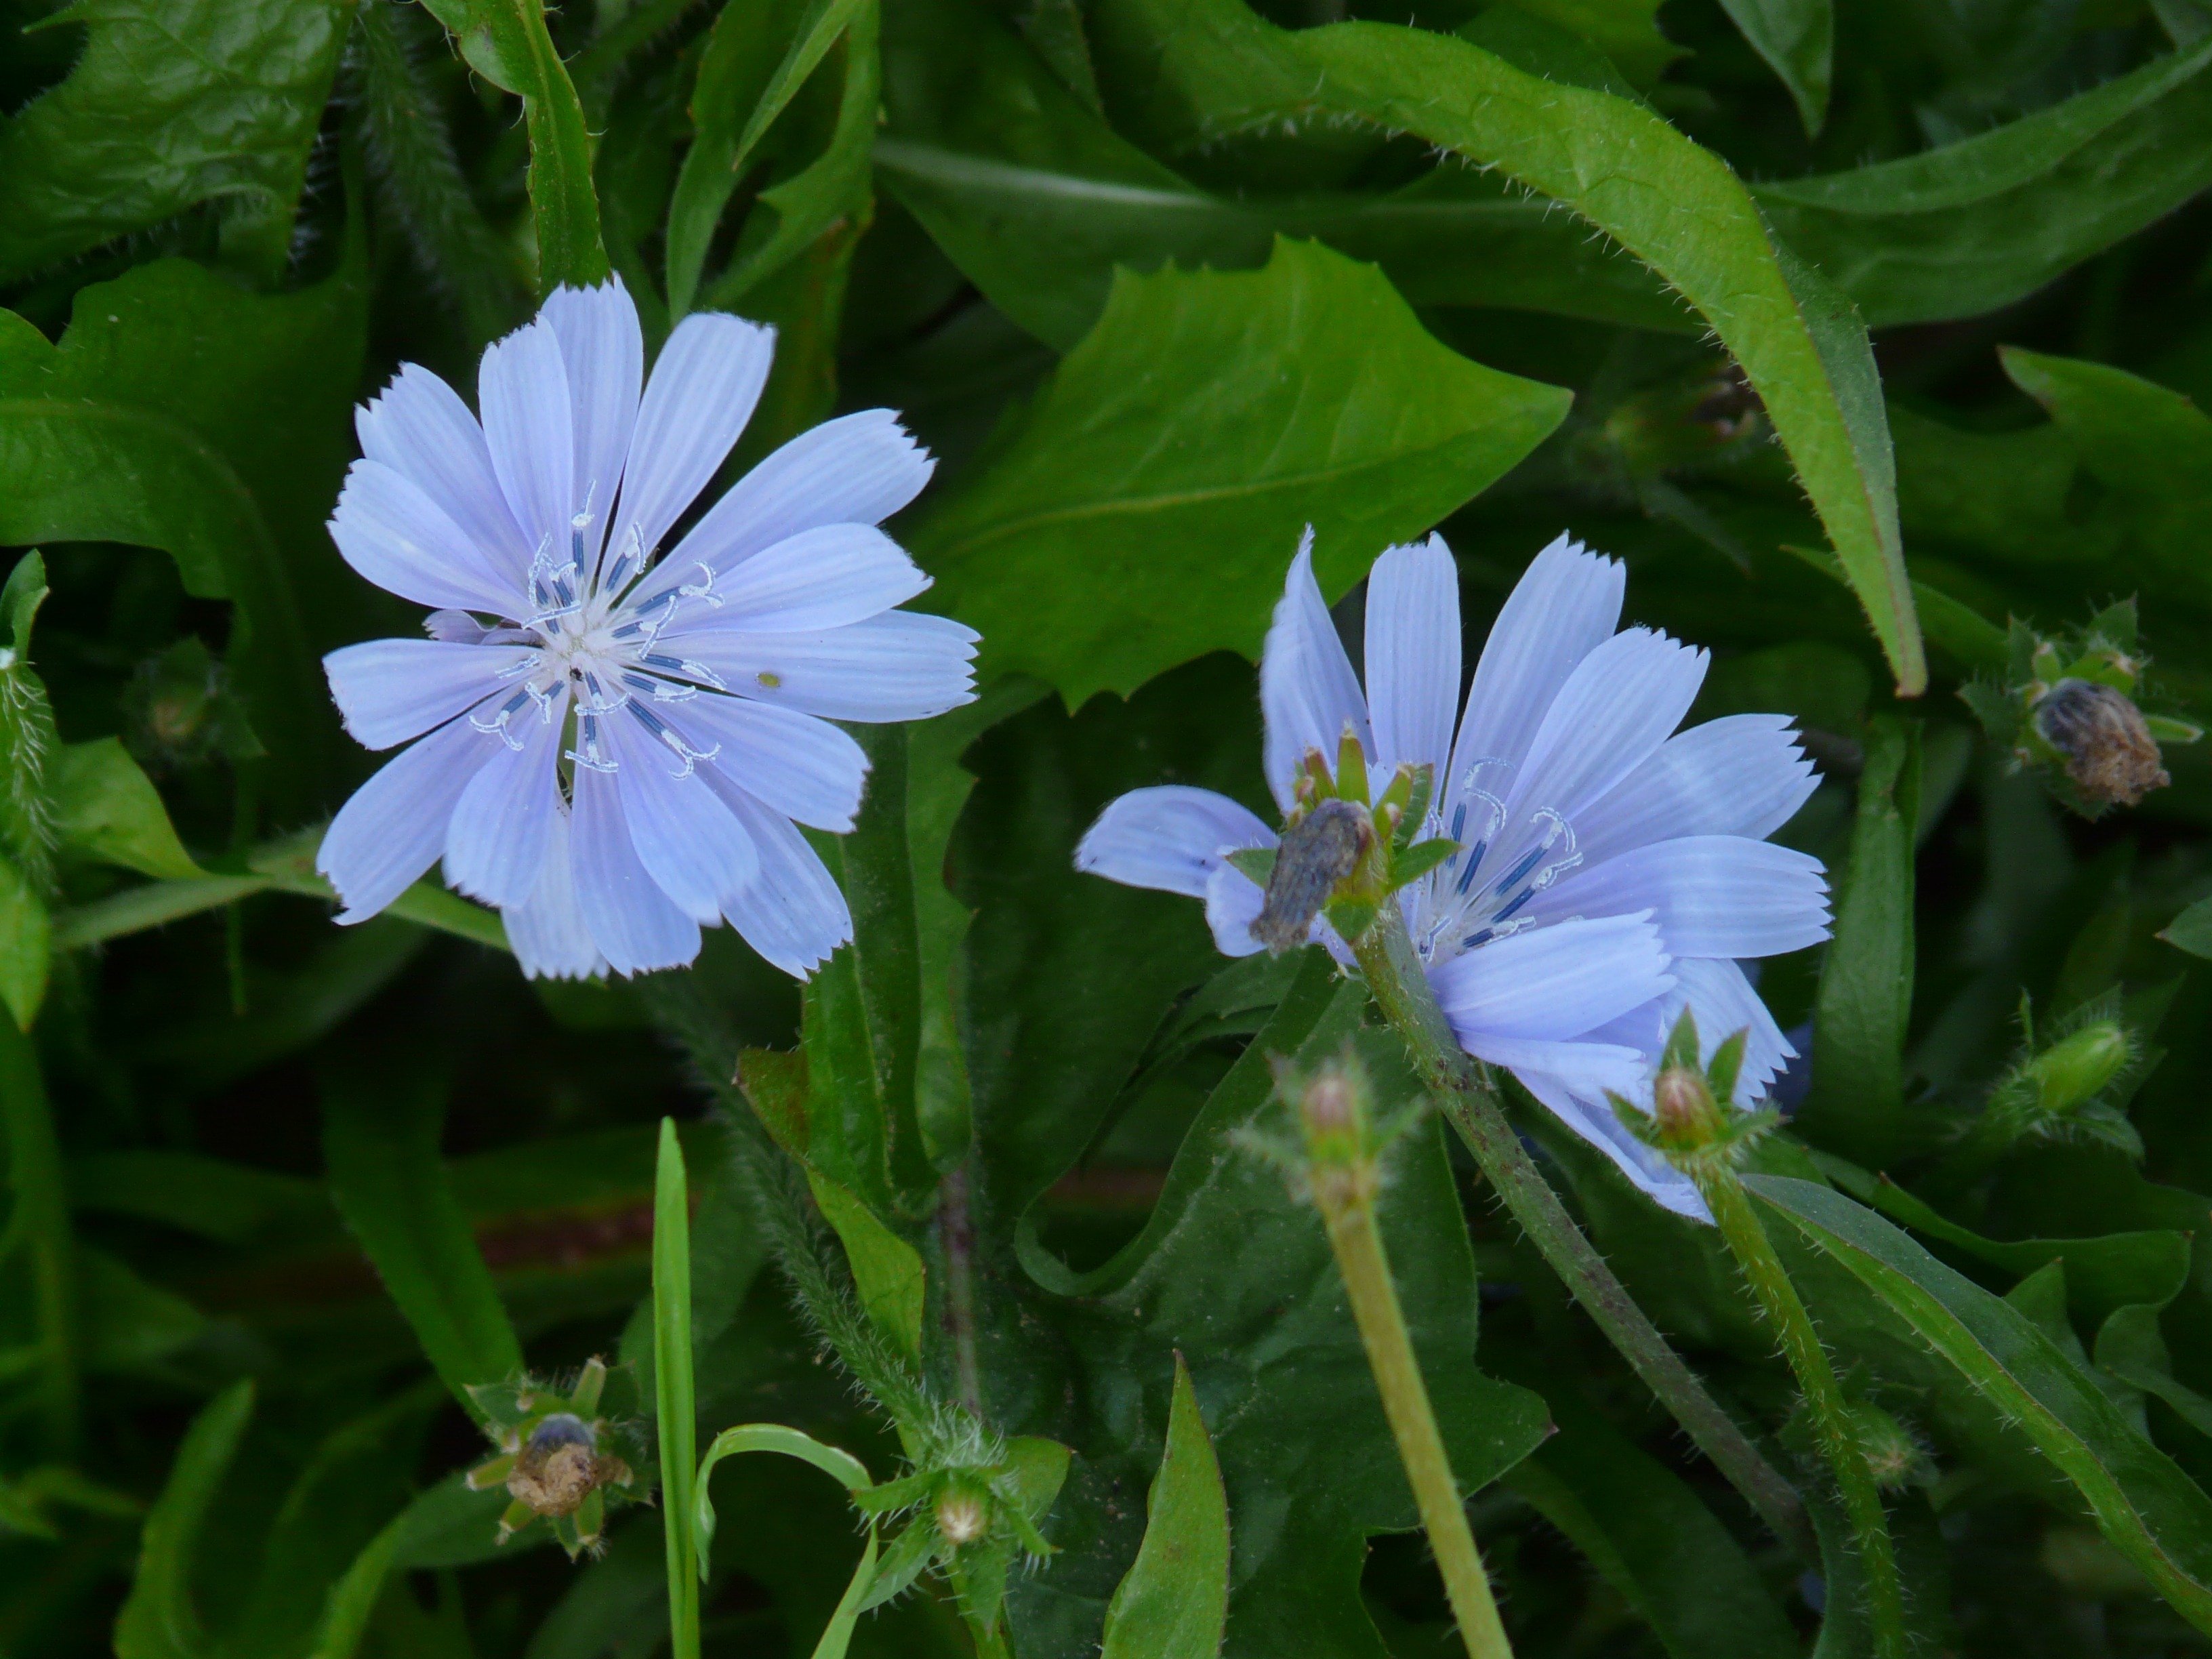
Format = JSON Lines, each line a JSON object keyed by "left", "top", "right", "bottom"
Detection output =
{"left": 6, "top": 0, "right": 2212, "bottom": 1653}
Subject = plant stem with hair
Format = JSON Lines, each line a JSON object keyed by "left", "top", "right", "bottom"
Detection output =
{"left": 1348, "top": 907, "right": 1815, "bottom": 1562}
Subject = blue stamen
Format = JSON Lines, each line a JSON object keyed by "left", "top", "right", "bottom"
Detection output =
{"left": 1494, "top": 886, "right": 1536, "bottom": 923}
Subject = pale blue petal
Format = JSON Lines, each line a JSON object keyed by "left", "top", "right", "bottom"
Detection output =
{"left": 1076, "top": 786, "right": 1275, "bottom": 899}
{"left": 329, "top": 460, "right": 526, "bottom": 615}
{"left": 445, "top": 687, "right": 568, "bottom": 909}
{"left": 661, "top": 613, "right": 977, "bottom": 722}
{"left": 1366, "top": 534, "right": 1460, "bottom": 790}
{"left": 1513, "top": 1063, "right": 1713, "bottom": 1223}
{"left": 668, "top": 524, "right": 929, "bottom": 633}
{"left": 317, "top": 713, "right": 499, "bottom": 923}
{"left": 1676, "top": 958, "right": 1796, "bottom": 1105}
{"left": 569, "top": 762, "right": 703, "bottom": 975}
{"left": 1538, "top": 836, "right": 1830, "bottom": 959}
{"left": 323, "top": 638, "right": 535, "bottom": 750}
{"left": 668, "top": 693, "right": 869, "bottom": 832}
{"left": 478, "top": 316, "right": 576, "bottom": 562}
{"left": 541, "top": 279, "right": 644, "bottom": 563}
{"left": 1572, "top": 714, "right": 1818, "bottom": 869}
{"left": 503, "top": 806, "right": 609, "bottom": 980}
{"left": 1260, "top": 532, "right": 1371, "bottom": 811}
{"left": 613, "top": 311, "right": 774, "bottom": 567}
{"left": 705, "top": 777, "right": 855, "bottom": 977}
{"left": 1203, "top": 861, "right": 1269, "bottom": 956}
{"left": 356, "top": 363, "right": 535, "bottom": 588}
{"left": 1578, "top": 957, "right": 1795, "bottom": 1107}
{"left": 1446, "top": 533, "right": 1622, "bottom": 811}
{"left": 649, "top": 409, "right": 935, "bottom": 604}
{"left": 602, "top": 710, "right": 759, "bottom": 924}
{"left": 1504, "top": 627, "right": 1707, "bottom": 823}
{"left": 1428, "top": 912, "right": 1673, "bottom": 1042}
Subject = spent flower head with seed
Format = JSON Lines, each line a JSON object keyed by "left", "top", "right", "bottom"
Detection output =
{"left": 1078, "top": 531, "right": 1830, "bottom": 1222}
{"left": 315, "top": 278, "right": 979, "bottom": 979}
{"left": 466, "top": 1358, "right": 643, "bottom": 1559}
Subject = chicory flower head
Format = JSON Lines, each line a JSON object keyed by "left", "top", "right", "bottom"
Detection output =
{"left": 1077, "top": 532, "right": 1830, "bottom": 1219}
{"left": 316, "top": 279, "right": 977, "bottom": 979}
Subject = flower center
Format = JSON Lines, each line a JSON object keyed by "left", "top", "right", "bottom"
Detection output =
{"left": 1409, "top": 759, "right": 1582, "bottom": 962}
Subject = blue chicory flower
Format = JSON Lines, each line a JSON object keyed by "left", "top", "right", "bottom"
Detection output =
{"left": 316, "top": 279, "right": 976, "bottom": 980}
{"left": 1077, "top": 533, "right": 1830, "bottom": 1218}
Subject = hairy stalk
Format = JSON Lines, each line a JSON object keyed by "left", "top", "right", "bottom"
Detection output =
{"left": 1696, "top": 1170, "right": 1906, "bottom": 1658}
{"left": 350, "top": 0, "right": 527, "bottom": 347}
{"left": 1321, "top": 1160, "right": 1511, "bottom": 1654}
{"left": 1349, "top": 909, "right": 1814, "bottom": 1561}
{"left": 644, "top": 978, "right": 977, "bottom": 1465}
{"left": 0, "top": 1021, "right": 75, "bottom": 1452}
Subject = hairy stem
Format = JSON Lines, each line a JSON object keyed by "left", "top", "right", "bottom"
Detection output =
{"left": 1320, "top": 1176, "right": 1514, "bottom": 1659}
{"left": 1698, "top": 1168, "right": 1906, "bottom": 1658}
{"left": 1349, "top": 909, "right": 1814, "bottom": 1562}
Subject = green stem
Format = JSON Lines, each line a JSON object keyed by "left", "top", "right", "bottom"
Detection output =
{"left": 1349, "top": 911, "right": 1814, "bottom": 1563}
{"left": 1697, "top": 1168, "right": 1906, "bottom": 1659}
{"left": 0, "top": 1020, "right": 75, "bottom": 1453}
{"left": 1319, "top": 1182, "right": 1515, "bottom": 1659}
{"left": 653, "top": 1121, "right": 702, "bottom": 1659}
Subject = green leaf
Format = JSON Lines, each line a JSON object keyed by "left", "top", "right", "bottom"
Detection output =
{"left": 1078, "top": 0, "right": 1925, "bottom": 691}
{"left": 2001, "top": 346, "right": 2212, "bottom": 612}
{"left": 653, "top": 1119, "right": 701, "bottom": 1654}
{"left": 1750, "top": 1174, "right": 2212, "bottom": 1635}
{"left": 2163, "top": 895, "right": 2212, "bottom": 959}
{"left": 416, "top": 0, "right": 609, "bottom": 291}
{"left": 115, "top": 1380, "right": 255, "bottom": 1659}
{"left": 0, "top": 548, "right": 55, "bottom": 895}
{"left": 911, "top": 237, "right": 1571, "bottom": 705}
{"left": 47, "top": 739, "right": 203, "bottom": 880}
{"left": 806, "top": 1170, "right": 926, "bottom": 1364}
{"left": 1821, "top": 1160, "right": 2191, "bottom": 1330}
{"left": 1496, "top": 1372, "right": 1799, "bottom": 1659}
{"left": 802, "top": 722, "right": 935, "bottom": 1218}
{"left": 321, "top": 1063, "right": 524, "bottom": 1412}
{"left": 307, "top": 1478, "right": 515, "bottom": 1659}
{"left": 1795, "top": 717, "right": 1919, "bottom": 1165}
{"left": 0, "top": 258, "right": 371, "bottom": 794}
{"left": 1099, "top": 1354, "right": 1230, "bottom": 1659}
{"left": 960, "top": 659, "right": 1268, "bottom": 1230}
{"left": 694, "top": 1422, "right": 873, "bottom": 1570}
{"left": 0, "top": 0, "right": 350, "bottom": 282}
{"left": 1757, "top": 39, "right": 2212, "bottom": 328}
{"left": 0, "top": 852, "right": 49, "bottom": 1031}
{"left": 994, "top": 968, "right": 1551, "bottom": 1655}
{"left": 1714, "top": 0, "right": 1830, "bottom": 135}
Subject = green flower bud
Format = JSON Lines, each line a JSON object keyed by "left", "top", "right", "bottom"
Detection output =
{"left": 2027, "top": 1021, "right": 2133, "bottom": 1118}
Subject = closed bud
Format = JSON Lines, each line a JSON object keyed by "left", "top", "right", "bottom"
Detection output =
{"left": 1849, "top": 1404, "right": 1929, "bottom": 1493}
{"left": 2028, "top": 1021, "right": 2133, "bottom": 1118}
{"left": 2032, "top": 678, "right": 2169, "bottom": 808}
{"left": 1653, "top": 1065, "right": 1717, "bottom": 1144}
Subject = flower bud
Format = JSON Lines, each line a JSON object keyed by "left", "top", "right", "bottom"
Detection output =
{"left": 1653, "top": 1064, "right": 1719, "bottom": 1145}
{"left": 1849, "top": 1404, "right": 1929, "bottom": 1492}
{"left": 937, "top": 1486, "right": 989, "bottom": 1545}
{"left": 2027, "top": 1021, "right": 2132, "bottom": 1118}
{"left": 2033, "top": 679, "right": 2169, "bottom": 808}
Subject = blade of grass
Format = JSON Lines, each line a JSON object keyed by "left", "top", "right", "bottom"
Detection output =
{"left": 655, "top": 1119, "right": 701, "bottom": 1659}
